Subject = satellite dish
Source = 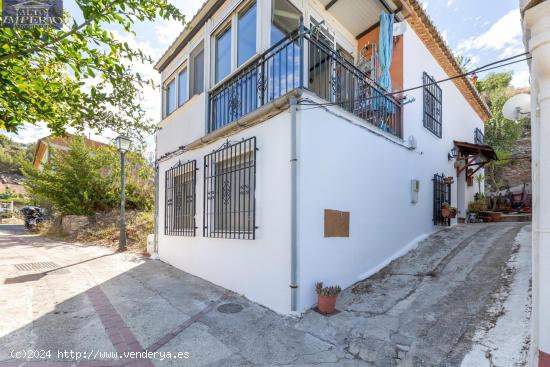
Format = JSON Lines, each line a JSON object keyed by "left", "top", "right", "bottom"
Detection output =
{"left": 503, "top": 93, "right": 531, "bottom": 121}
{"left": 393, "top": 22, "right": 407, "bottom": 36}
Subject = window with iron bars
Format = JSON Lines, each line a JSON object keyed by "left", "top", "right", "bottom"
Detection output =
{"left": 433, "top": 173, "right": 451, "bottom": 226}
{"left": 203, "top": 137, "right": 257, "bottom": 239}
{"left": 474, "top": 127, "right": 484, "bottom": 144}
{"left": 165, "top": 160, "right": 197, "bottom": 236}
{"left": 423, "top": 72, "right": 443, "bottom": 138}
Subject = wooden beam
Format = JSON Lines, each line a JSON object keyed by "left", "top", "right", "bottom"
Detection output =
{"left": 355, "top": 6, "right": 403, "bottom": 40}
{"left": 378, "top": 0, "right": 393, "bottom": 13}
{"left": 356, "top": 22, "right": 380, "bottom": 40}
{"left": 325, "top": 0, "right": 339, "bottom": 11}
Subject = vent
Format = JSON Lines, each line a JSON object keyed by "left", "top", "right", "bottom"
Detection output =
{"left": 13, "top": 262, "right": 59, "bottom": 272}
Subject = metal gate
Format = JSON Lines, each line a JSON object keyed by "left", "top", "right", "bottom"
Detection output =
{"left": 433, "top": 173, "right": 451, "bottom": 226}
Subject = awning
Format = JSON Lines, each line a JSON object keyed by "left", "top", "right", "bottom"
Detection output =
{"left": 453, "top": 140, "right": 498, "bottom": 179}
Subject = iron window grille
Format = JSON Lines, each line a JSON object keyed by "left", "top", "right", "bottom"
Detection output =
{"left": 165, "top": 160, "right": 197, "bottom": 236}
{"left": 203, "top": 137, "right": 257, "bottom": 239}
{"left": 423, "top": 72, "right": 443, "bottom": 138}
{"left": 433, "top": 173, "right": 451, "bottom": 226}
{"left": 474, "top": 128, "right": 484, "bottom": 144}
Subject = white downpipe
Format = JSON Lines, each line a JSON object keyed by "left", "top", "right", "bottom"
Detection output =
{"left": 290, "top": 95, "right": 299, "bottom": 311}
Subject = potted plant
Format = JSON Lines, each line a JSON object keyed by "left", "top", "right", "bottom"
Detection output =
{"left": 449, "top": 207, "right": 458, "bottom": 218}
{"left": 315, "top": 282, "right": 341, "bottom": 315}
{"left": 443, "top": 176, "right": 454, "bottom": 185}
{"left": 441, "top": 202, "right": 451, "bottom": 218}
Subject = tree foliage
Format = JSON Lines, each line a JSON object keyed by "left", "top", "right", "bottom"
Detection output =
{"left": 0, "top": 0, "right": 185, "bottom": 138}
{"left": 476, "top": 72, "right": 526, "bottom": 191}
{"left": 21, "top": 137, "right": 153, "bottom": 215}
{"left": 0, "top": 134, "right": 35, "bottom": 174}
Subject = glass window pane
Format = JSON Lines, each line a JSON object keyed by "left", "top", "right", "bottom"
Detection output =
{"left": 238, "top": 3, "right": 256, "bottom": 66}
{"left": 193, "top": 50, "right": 204, "bottom": 95}
{"left": 166, "top": 79, "right": 176, "bottom": 115}
{"left": 178, "top": 69, "right": 188, "bottom": 105}
{"left": 271, "top": 0, "right": 301, "bottom": 46}
{"left": 216, "top": 27, "right": 232, "bottom": 83}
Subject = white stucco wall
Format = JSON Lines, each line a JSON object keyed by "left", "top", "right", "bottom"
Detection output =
{"left": 294, "top": 24, "right": 486, "bottom": 310}
{"left": 157, "top": 112, "right": 293, "bottom": 314}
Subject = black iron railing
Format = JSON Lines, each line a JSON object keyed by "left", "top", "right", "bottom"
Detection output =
{"left": 208, "top": 26, "right": 403, "bottom": 138}
{"left": 474, "top": 127, "right": 484, "bottom": 144}
{"left": 433, "top": 173, "right": 451, "bottom": 226}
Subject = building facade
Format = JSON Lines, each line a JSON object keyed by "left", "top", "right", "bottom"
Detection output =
{"left": 520, "top": 1, "right": 550, "bottom": 366}
{"left": 154, "top": 0, "right": 492, "bottom": 314}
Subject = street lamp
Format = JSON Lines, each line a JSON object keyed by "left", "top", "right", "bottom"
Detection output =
{"left": 115, "top": 134, "right": 131, "bottom": 252}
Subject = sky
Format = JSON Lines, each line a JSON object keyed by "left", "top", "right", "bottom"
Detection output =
{"left": 4, "top": 0, "right": 529, "bottom": 149}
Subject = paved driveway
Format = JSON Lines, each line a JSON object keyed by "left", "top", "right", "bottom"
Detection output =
{"left": 0, "top": 223, "right": 531, "bottom": 367}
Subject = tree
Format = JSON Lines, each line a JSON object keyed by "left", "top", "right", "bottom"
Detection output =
{"left": 455, "top": 55, "right": 472, "bottom": 72}
{"left": 476, "top": 72, "right": 526, "bottom": 192}
{"left": 21, "top": 137, "right": 153, "bottom": 215}
{"left": 0, "top": 1, "right": 184, "bottom": 138}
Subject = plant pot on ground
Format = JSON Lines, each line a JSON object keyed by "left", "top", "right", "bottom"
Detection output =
{"left": 315, "top": 282, "right": 341, "bottom": 315}
{"left": 449, "top": 207, "right": 458, "bottom": 218}
{"left": 441, "top": 202, "right": 451, "bottom": 218}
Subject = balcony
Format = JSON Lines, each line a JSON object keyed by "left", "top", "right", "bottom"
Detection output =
{"left": 208, "top": 28, "right": 403, "bottom": 139}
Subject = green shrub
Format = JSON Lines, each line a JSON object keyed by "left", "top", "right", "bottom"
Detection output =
{"left": 21, "top": 137, "right": 153, "bottom": 216}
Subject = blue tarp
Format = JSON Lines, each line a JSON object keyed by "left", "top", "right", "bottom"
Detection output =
{"left": 373, "top": 12, "right": 395, "bottom": 118}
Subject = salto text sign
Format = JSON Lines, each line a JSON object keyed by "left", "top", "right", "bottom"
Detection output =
{"left": 1, "top": 0, "right": 63, "bottom": 29}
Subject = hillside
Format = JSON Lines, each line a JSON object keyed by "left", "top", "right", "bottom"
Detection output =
{"left": 0, "top": 134, "right": 35, "bottom": 200}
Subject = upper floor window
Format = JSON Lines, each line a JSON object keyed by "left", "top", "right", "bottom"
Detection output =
{"left": 215, "top": 27, "right": 232, "bottom": 83}
{"left": 238, "top": 3, "right": 257, "bottom": 66}
{"left": 192, "top": 48, "right": 204, "bottom": 95}
{"left": 178, "top": 68, "right": 188, "bottom": 106}
{"left": 165, "top": 79, "right": 176, "bottom": 116}
{"left": 271, "top": 0, "right": 301, "bottom": 45}
{"left": 423, "top": 72, "right": 442, "bottom": 138}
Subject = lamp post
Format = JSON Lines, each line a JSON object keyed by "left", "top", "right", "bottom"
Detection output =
{"left": 115, "top": 134, "right": 131, "bottom": 252}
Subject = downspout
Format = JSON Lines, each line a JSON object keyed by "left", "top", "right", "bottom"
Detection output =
{"left": 290, "top": 16, "right": 305, "bottom": 312}
{"left": 152, "top": 134, "right": 160, "bottom": 260}
{"left": 290, "top": 95, "right": 298, "bottom": 312}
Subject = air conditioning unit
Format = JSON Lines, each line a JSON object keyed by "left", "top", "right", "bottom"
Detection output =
{"left": 411, "top": 179, "right": 420, "bottom": 204}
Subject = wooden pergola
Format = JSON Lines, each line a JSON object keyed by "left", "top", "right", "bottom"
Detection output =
{"left": 453, "top": 140, "right": 498, "bottom": 180}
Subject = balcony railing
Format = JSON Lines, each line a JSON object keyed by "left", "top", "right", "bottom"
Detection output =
{"left": 208, "top": 27, "right": 403, "bottom": 139}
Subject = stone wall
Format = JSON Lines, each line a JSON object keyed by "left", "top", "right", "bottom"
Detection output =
{"left": 494, "top": 122, "right": 532, "bottom": 189}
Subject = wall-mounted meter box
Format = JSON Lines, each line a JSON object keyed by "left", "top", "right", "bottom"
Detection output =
{"left": 411, "top": 179, "right": 420, "bottom": 204}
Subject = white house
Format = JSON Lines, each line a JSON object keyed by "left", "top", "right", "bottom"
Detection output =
{"left": 153, "top": 0, "right": 494, "bottom": 314}
{"left": 520, "top": 1, "right": 550, "bottom": 366}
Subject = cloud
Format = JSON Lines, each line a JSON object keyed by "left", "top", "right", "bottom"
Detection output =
{"left": 446, "top": 0, "right": 455, "bottom": 7}
{"left": 155, "top": 19, "right": 185, "bottom": 46}
{"left": 418, "top": 0, "right": 429, "bottom": 10}
{"left": 457, "top": 9, "right": 522, "bottom": 57}
{"left": 511, "top": 70, "right": 531, "bottom": 88}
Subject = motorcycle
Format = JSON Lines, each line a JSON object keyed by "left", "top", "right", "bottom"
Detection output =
{"left": 20, "top": 206, "right": 45, "bottom": 230}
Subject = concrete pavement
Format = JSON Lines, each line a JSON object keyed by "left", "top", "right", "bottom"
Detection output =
{"left": 0, "top": 223, "right": 531, "bottom": 366}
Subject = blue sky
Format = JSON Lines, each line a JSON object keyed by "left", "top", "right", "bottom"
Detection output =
{"left": 5, "top": 0, "right": 529, "bottom": 147}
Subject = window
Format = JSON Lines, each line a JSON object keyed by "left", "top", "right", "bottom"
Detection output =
{"left": 215, "top": 27, "right": 232, "bottom": 83}
{"left": 192, "top": 48, "right": 204, "bottom": 95}
{"left": 423, "top": 72, "right": 442, "bottom": 138}
{"left": 165, "top": 79, "right": 176, "bottom": 116}
{"left": 238, "top": 3, "right": 257, "bottom": 66}
{"left": 203, "top": 137, "right": 257, "bottom": 239}
{"left": 178, "top": 69, "right": 188, "bottom": 106}
{"left": 271, "top": 0, "right": 301, "bottom": 45}
{"left": 165, "top": 160, "right": 197, "bottom": 236}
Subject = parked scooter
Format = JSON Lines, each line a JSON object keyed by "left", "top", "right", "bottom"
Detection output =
{"left": 20, "top": 206, "right": 45, "bottom": 230}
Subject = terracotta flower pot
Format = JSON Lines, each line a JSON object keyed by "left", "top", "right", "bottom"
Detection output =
{"left": 317, "top": 294, "right": 338, "bottom": 315}
{"left": 441, "top": 208, "right": 451, "bottom": 218}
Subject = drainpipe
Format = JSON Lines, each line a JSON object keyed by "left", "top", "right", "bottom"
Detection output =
{"left": 290, "top": 16, "right": 305, "bottom": 313}
{"left": 290, "top": 95, "right": 298, "bottom": 312}
{"left": 152, "top": 135, "right": 160, "bottom": 260}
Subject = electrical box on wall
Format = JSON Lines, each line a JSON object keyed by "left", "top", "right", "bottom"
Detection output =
{"left": 411, "top": 179, "right": 420, "bottom": 204}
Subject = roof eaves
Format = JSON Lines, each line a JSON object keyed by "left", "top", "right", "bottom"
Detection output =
{"left": 155, "top": 0, "right": 223, "bottom": 72}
